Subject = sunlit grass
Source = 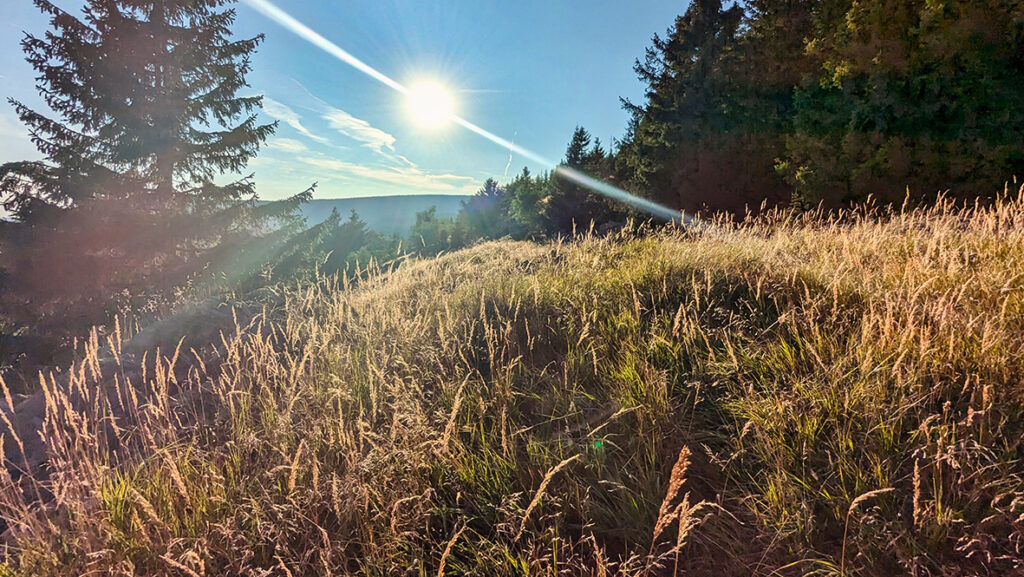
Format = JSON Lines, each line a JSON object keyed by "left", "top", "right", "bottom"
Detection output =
{"left": 2, "top": 195, "right": 1024, "bottom": 575}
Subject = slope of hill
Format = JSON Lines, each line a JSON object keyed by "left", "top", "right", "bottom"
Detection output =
{"left": 299, "top": 194, "right": 469, "bottom": 236}
{"left": 3, "top": 199, "right": 1024, "bottom": 575}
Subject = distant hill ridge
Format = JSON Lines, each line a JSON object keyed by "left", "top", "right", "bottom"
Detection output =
{"left": 298, "top": 195, "right": 469, "bottom": 237}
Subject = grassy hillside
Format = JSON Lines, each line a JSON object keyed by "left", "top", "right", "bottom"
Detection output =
{"left": 2, "top": 198, "right": 1024, "bottom": 575}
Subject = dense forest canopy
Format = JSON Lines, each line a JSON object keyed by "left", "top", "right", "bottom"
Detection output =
{"left": 616, "top": 0, "right": 1024, "bottom": 212}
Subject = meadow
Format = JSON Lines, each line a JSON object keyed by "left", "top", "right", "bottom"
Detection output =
{"left": 2, "top": 195, "right": 1023, "bottom": 576}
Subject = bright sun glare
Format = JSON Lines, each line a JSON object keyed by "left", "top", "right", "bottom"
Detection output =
{"left": 406, "top": 82, "right": 456, "bottom": 130}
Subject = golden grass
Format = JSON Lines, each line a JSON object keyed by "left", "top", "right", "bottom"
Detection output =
{"left": 2, "top": 195, "right": 1024, "bottom": 575}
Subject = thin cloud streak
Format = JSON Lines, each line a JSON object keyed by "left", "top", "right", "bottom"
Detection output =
{"left": 257, "top": 88, "right": 479, "bottom": 196}
{"left": 266, "top": 137, "right": 311, "bottom": 153}
{"left": 297, "top": 155, "right": 477, "bottom": 193}
{"left": 262, "top": 97, "right": 330, "bottom": 144}
{"left": 286, "top": 78, "right": 401, "bottom": 156}
{"left": 322, "top": 107, "right": 396, "bottom": 152}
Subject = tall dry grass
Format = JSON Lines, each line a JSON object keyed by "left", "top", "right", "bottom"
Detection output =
{"left": 2, "top": 195, "right": 1024, "bottom": 575}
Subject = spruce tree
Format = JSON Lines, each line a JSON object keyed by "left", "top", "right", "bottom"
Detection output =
{"left": 548, "top": 127, "right": 618, "bottom": 232}
{"left": 0, "top": 0, "right": 310, "bottom": 357}
{"left": 617, "top": 0, "right": 752, "bottom": 214}
{"left": 463, "top": 178, "right": 517, "bottom": 240}
{"left": 507, "top": 167, "right": 550, "bottom": 236}
{"left": 616, "top": 0, "right": 826, "bottom": 216}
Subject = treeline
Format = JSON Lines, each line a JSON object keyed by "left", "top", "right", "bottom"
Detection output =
{"left": 616, "top": 0, "right": 1024, "bottom": 213}
{"left": 401, "top": 125, "right": 627, "bottom": 254}
{"left": 424, "top": 0, "right": 1024, "bottom": 247}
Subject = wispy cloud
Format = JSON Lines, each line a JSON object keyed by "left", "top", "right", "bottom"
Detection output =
{"left": 257, "top": 83, "right": 478, "bottom": 196}
{"left": 262, "top": 97, "right": 329, "bottom": 144}
{"left": 285, "top": 78, "right": 398, "bottom": 155}
{"left": 266, "top": 137, "right": 310, "bottom": 154}
{"left": 322, "top": 107, "right": 396, "bottom": 153}
{"left": 262, "top": 93, "right": 398, "bottom": 157}
{"left": 297, "top": 155, "right": 478, "bottom": 193}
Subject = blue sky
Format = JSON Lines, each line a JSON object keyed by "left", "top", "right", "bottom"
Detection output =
{"left": 0, "top": 0, "right": 688, "bottom": 200}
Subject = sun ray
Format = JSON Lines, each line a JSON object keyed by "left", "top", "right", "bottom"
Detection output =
{"left": 240, "top": 0, "right": 689, "bottom": 224}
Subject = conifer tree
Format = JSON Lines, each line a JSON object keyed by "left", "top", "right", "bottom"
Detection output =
{"left": 616, "top": 0, "right": 819, "bottom": 215}
{"left": 463, "top": 178, "right": 519, "bottom": 240}
{"left": 548, "top": 127, "right": 619, "bottom": 232}
{"left": 507, "top": 167, "right": 551, "bottom": 236}
{"left": 617, "top": 0, "right": 754, "bottom": 214}
{"left": 0, "top": 0, "right": 310, "bottom": 356}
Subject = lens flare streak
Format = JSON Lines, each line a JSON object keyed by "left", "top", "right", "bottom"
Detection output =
{"left": 242, "top": 0, "right": 407, "bottom": 94}
{"left": 241, "top": 0, "right": 686, "bottom": 224}
{"left": 454, "top": 118, "right": 682, "bottom": 221}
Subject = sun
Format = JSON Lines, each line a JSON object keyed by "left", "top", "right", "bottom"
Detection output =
{"left": 406, "top": 81, "right": 456, "bottom": 130}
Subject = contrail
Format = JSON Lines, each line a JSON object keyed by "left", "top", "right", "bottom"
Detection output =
{"left": 504, "top": 130, "right": 516, "bottom": 178}
{"left": 241, "top": 0, "right": 686, "bottom": 223}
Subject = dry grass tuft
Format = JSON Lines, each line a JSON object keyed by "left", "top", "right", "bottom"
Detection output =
{"left": 517, "top": 454, "right": 581, "bottom": 540}
{"left": 437, "top": 524, "right": 467, "bottom": 577}
{"left": 652, "top": 446, "right": 693, "bottom": 546}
